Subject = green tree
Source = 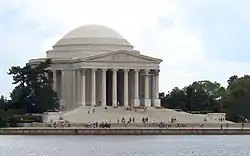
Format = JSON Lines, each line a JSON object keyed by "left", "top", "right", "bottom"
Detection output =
{"left": 164, "top": 87, "right": 188, "bottom": 111}
{"left": 225, "top": 75, "right": 250, "bottom": 122}
{"left": 161, "top": 80, "right": 225, "bottom": 113}
{"left": 227, "top": 75, "right": 238, "bottom": 85}
{"left": 0, "top": 95, "right": 7, "bottom": 109}
{"left": 189, "top": 81, "right": 226, "bottom": 112}
{"left": 8, "top": 59, "right": 59, "bottom": 114}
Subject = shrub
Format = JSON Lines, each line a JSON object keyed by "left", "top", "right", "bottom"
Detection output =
{"left": 0, "top": 116, "right": 7, "bottom": 128}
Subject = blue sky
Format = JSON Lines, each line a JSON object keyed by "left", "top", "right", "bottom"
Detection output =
{"left": 1, "top": 0, "right": 250, "bottom": 97}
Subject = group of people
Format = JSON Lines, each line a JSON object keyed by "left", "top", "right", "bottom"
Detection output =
{"left": 87, "top": 108, "right": 96, "bottom": 114}
{"left": 48, "top": 116, "right": 71, "bottom": 128}
{"left": 116, "top": 117, "right": 151, "bottom": 124}
{"left": 86, "top": 122, "right": 111, "bottom": 128}
{"left": 142, "top": 117, "right": 149, "bottom": 123}
{"left": 117, "top": 117, "right": 135, "bottom": 123}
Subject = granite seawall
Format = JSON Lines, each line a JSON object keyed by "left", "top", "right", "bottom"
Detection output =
{"left": 1, "top": 127, "right": 250, "bottom": 135}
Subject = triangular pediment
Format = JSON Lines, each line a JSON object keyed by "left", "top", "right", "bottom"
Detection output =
{"left": 83, "top": 50, "right": 162, "bottom": 63}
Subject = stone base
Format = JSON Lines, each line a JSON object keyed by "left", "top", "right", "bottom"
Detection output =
{"left": 153, "top": 99, "right": 161, "bottom": 107}
{"left": 133, "top": 99, "right": 140, "bottom": 107}
{"left": 113, "top": 101, "right": 118, "bottom": 107}
{"left": 144, "top": 99, "right": 151, "bottom": 107}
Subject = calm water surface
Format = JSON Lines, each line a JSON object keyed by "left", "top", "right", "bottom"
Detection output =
{"left": 0, "top": 135, "right": 249, "bottom": 156}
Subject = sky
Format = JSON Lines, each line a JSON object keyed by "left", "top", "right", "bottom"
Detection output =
{"left": 1, "top": 0, "right": 250, "bottom": 97}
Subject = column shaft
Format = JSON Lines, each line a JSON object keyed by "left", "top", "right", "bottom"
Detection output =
{"left": 61, "top": 70, "right": 71, "bottom": 110}
{"left": 102, "top": 69, "right": 107, "bottom": 106}
{"left": 81, "top": 69, "right": 86, "bottom": 106}
{"left": 151, "top": 74, "right": 156, "bottom": 105}
{"left": 124, "top": 69, "right": 129, "bottom": 107}
{"left": 155, "top": 70, "right": 159, "bottom": 99}
{"left": 144, "top": 69, "right": 151, "bottom": 107}
{"left": 72, "top": 69, "right": 76, "bottom": 109}
{"left": 61, "top": 70, "right": 66, "bottom": 109}
{"left": 91, "top": 69, "right": 96, "bottom": 106}
{"left": 76, "top": 69, "right": 80, "bottom": 106}
{"left": 154, "top": 69, "right": 161, "bottom": 107}
{"left": 134, "top": 69, "right": 140, "bottom": 106}
{"left": 52, "top": 70, "right": 57, "bottom": 91}
{"left": 112, "top": 69, "right": 117, "bottom": 106}
{"left": 144, "top": 69, "right": 149, "bottom": 99}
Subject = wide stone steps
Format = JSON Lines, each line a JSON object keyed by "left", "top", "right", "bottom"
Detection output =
{"left": 61, "top": 106, "right": 229, "bottom": 124}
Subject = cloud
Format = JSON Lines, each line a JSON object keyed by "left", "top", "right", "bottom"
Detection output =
{"left": 1, "top": 0, "right": 250, "bottom": 98}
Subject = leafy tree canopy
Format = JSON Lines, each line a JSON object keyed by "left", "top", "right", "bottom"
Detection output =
{"left": 7, "top": 59, "right": 59, "bottom": 114}
{"left": 0, "top": 95, "right": 7, "bottom": 109}
{"left": 160, "top": 76, "right": 250, "bottom": 122}
{"left": 225, "top": 75, "right": 250, "bottom": 122}
{"left": 161, "top": 80, "right": 226, "bottom": 113}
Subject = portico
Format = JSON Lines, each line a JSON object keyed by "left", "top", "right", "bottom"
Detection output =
{"left": 29, "top": 25, "right": 162, "bottom": 110}
{"left": 52, "top": 67, "right": 160, "bottom": 108}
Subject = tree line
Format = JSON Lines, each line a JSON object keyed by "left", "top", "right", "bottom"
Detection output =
{"left": 160, "top": 76, "right": 250, "bottom": 122}
{"left": 0, "top": 59, "right": 249, "bottom": 125}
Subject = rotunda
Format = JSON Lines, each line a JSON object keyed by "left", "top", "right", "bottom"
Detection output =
{"left": 30, "top": 24, "right": 162, "bottom": 110}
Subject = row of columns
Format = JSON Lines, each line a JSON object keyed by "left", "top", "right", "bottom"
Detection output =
{"left": 53, "top": 68, "right": 160, "bottom": 109}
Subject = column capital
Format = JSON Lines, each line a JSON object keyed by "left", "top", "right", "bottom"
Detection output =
{"left": 80, "top": 69, "right": 86, "bottom": 75}
{"left": 134, "top": 69, "right": 140, "bottom": 72}
{"left": 112, "top": 68, "right": 118, "bottom": 72}
{"left": 62, "top": 69, "right": 71, "bottom": 71}
{"left": 123, "top": 69, "right": 129, "bottom": 72}
{"left": 102, "top": 68, "right": 108, "bottom": 71}
{"left": 155, "top": 69, "right": 160, "bottom": 76}
{"left": 144, "top": 69, "right": 150, "bottom": 72}
{"left": 91, "top": 68, "right": 97, "bottom": 71}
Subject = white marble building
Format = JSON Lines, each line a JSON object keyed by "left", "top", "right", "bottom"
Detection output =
{"left": 29, "top": 25, "right": 162, "bottom": 110}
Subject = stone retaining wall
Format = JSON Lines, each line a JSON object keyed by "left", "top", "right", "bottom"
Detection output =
{"left": 1, "top": 128, "right": 250, "bottom": 135}
{"left": 33, "top": 122, "right": 250, "bottom": 128}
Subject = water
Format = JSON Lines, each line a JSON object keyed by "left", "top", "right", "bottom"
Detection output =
{"left": 0, "top": 135, "right": 249, "bottom": 156}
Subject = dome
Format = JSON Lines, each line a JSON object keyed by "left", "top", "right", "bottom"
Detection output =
{"left": 63, "top": 25, "right": 123, "bottom": 39}
{"left": 48, "top": 25, "right": 134, "bottom": 59}
{"left": 53, "top": 24, "right": 132, "bottom": 48}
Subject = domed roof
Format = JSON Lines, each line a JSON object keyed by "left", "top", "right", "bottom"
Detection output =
{"left": 49, "top": 24, "right": 134, "bottom": 59}
{"left": 63, "top": 24, "right": 123, "bottom": 39}
{"left": 54, "top": 24, "right": 132, "bottom": 48}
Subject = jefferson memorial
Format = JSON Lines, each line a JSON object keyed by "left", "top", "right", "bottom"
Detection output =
{"left": 29, "top": 25, "right": 162, "bottom": 110}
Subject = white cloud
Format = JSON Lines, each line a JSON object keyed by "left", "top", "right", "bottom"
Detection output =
{"left": 14, "top": 0, "right": 200, "bottom": 92}
{"left": 1, "top": 0, "right": 250, "bottom": 97}
{"left": 0, "top": 0, "right": 208, "bottom": 96}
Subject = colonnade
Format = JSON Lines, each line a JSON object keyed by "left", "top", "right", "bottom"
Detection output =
{"left": 52, "top": 68, "right": 160, "bottom": 110}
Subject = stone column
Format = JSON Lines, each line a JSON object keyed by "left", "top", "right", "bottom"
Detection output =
{"left": 61, "top": 70, "right": 66, "bottom": 109}
{"left": 81, "top": 69, "right": 86, "bottom": 106}
{"left": 151, "top": 71, "right": 156, "bottom": 106}
{"left": 91, "top": 68, "right": 96, "bottom": 106}
{"left": 123, "top": 69, "right": 129, "bottom": 107}
{"left": 154, "top": 69, "right": 161, "bottom": 107}
{"left": 61, "top": 69, "right": 71, "bottom": 110}
{"left": 144, "top": 69, "right": 151, "bottom": 107}
{"left": 72, "top": 69, "right": 76, "bottom": 109}
{"left": 133, "top": 69, "right": 140, "bottom": 106}
{"left": 52, "top": 70, "right": 57, "bottom": 91}
{"left": 102, "top": 68, "right": 107, "bottom": 106}
{"left": 76, "top": 69, "right": 81, "bottom": 106}
{"left": 112, "top": 69, "right": 118, "bottom": 106}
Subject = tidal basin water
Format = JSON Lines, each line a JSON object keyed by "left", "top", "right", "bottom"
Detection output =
{"left": 0, "top": 135, "right": 249, "bottom": 156}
